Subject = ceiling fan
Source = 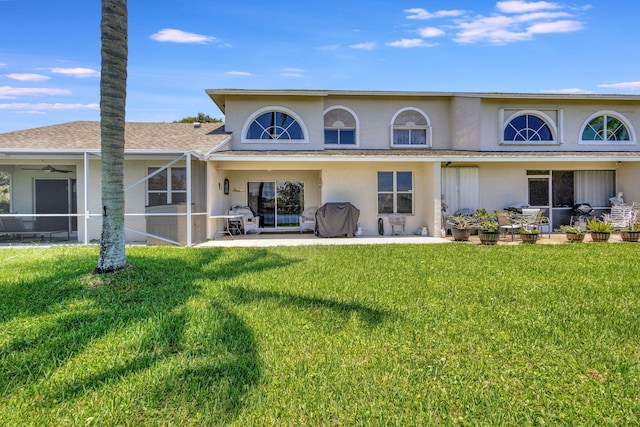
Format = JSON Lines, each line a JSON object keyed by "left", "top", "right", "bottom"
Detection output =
{"left": 21, "top": 165, "right": 73, "bottom": 173}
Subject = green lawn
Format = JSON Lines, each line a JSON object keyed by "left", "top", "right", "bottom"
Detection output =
{"left": 0, "top": 244, "right": 638, "bottom": 426}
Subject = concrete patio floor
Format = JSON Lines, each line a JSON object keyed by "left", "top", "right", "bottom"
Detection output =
{"left": 1, "top": 232, "right": 630, "bottom": 248}
{"left": 195, "top": 231, "right": 627, "bottom": 247}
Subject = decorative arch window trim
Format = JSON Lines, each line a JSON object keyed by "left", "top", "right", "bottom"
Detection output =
{"left": 500, "top": 109, "right": 560, "bottom": 145}
{"left": 389, "top": 107, "right": 432, "bottom": 148}
{"left": 323, "top": 105, "right": 359, "bottom": 147}
{"left": 579, "top": 110, "right": 636, "bottom": 145}
{"left": 241, "top": 106, "right": 309, "bottom": 144}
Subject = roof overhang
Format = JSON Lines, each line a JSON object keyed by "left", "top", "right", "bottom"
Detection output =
{"left": 205, "top": 88, "right": 640, "bottom": 114}
{"left": 208, "top": 150, "right": 640, "bottom": 163}
{"left": 0, "top": 149, "right": 209, "bottom": 160}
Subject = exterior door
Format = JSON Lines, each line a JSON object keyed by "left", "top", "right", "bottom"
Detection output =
{"left": 527, "top": 173, "right": 551, "bottom": 230}
{"left": 441, "top": 167, "right": 479, "bottom": 215}
{"left": 248, "top": 181, "right": 304, "bottom": 229}
{"left": 35, "top": 179, "right": 71, "bottom": 233}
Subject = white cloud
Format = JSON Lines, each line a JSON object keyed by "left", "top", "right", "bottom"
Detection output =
{"left": 598, "top": 81, "right": 640, "bottom": 90}
{"left": 0, "top": 86, "right": 71, "bottom": 99}
{"left": 4, "top": 73, "right": 50, "bottom": 82}
{"left": 150, "top": 28, "right": 216, "bottom": 44}
{"left": 17, "top": 110, "right": 47, "bottom": 115}
{"left": 385, "top": 38, "right": 436, "bottom": 48}
{"left": 0, "top": 63, "right": 7, "bottom": 68}
{"left": 497, "top": 1, "right": 561, "bottom": 14}
{"left": 453, "top": 9, "right": 584, "bottom": 44}
{"left": 405, "top": 8, "right": 465, "bottom": 20}
{"left": 418, "top": 27, "right": 445, "bottom": 38}
{"left": 225, "top": 71, "right": 251, "bottom": 76}
{"left": 528, "top": 20, "right": 583, "bottom": 33}
{"left": 455, "top": 15, "right": 531, "bottom": 44}
{"left": 0, "top": 102, "right": 99, "bottom": 111}
{"left": 50, "top": 67, "right": 100, "bottom": 78}
{"left": 349, "top": 42, "right": 377, "bottom": 50}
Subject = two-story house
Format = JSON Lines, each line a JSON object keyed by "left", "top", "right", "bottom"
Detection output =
{"left": 1, "top": 89, "right": 639, "bottom": 244}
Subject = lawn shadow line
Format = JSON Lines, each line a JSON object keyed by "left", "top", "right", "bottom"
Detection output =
{"left": 227, "top": 286, "right": 393, "bottom": 328}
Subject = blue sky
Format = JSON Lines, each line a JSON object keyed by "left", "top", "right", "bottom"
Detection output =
{"left": 1, "top": 0, "right": 639, "bottom": 133}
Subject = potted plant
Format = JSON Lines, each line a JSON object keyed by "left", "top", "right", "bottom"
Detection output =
{"left": 476, "top": 209, "right": 500, "bottom": 245}
{"left": 519, "top": 227, "right": 540, "bottom": 244}
{"left": 446, "top": 214, "right": 478, "bottom": 241}
{"left": 586, "top": 217, "right": 612, "bottom": 242}
{"left": 560, "top": 224, "right": 586, "bottom": 243}
{"left": 621, "top": 217, "right": 640, "bottom": 242}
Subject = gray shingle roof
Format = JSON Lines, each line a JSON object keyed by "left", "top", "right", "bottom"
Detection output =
{"left": 0, "top": 121, "right": 229, "bottom": 155}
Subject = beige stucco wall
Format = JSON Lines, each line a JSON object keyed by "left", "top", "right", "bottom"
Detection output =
{"left": 221, "top": 93, "right": 639, "bottom": 152}
{"left": 320, "top": 161, "right": 436, "bottom": 236}
{"left": 460, "top": 160, "right": 626, "bottom": 211}
{"left": 322, "top": 96, "right": 451, "bottom": 149}
{"left": 480, "top": 98, "right": 639, "bottom": 152}
{"left": 450, "top": 96, "right": 482, "bottom": 150}
{"left": 615, "top": 162, "right": 640, "bottom": 203}
{"left": 207, "top": 159, "right": 439, "bottom": 236}
{"left": 223, "top": 95, "right": 325, "bottom": 150}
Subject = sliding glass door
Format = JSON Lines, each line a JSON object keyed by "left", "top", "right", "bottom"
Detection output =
{"left": 248, "top": 181, "right": 304, "bottom": 229}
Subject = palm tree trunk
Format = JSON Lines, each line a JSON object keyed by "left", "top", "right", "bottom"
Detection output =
{"left": 95, "top": 0, "right": 129, "bottom": 273}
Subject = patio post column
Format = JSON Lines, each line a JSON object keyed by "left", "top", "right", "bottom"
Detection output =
{"left": 84, "top": 151, "right": 90, "bottom": 245}
{"left": 186, "top": 151, "right": 192, "bottom": 246}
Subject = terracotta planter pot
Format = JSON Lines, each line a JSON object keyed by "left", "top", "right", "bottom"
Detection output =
{"left": 590, "top": 231, "right": 611, "bottom": 242}
{"left": 565, "top": 232, "right": 585, "bottom": 243}
{"left": 621, "top": 231, "right": 640, "bottom": 242}
{"left": 451, "top": 228, "right": 472, "bottom": 241}
{"left": 478, "top": 230, "right": 500, "bottom": 245}
{"left": 520, "top": 233, "right": 539, "bottom": 244}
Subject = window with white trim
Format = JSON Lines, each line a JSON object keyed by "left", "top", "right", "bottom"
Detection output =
{"left": 147, "top": 167, "right": 186, "bottom": 206}
{"left": 245, "top": 110, "right": 305, "bottom": 141}
{"left": 324, "top": 107, "right": 357, "bottom": 146}
{"left": 391, "top": 108, "right": 430, "bottom": 147}
{"left": 580, "top": 112, "right": 634, "bottom": 144}
{"left": 504, "top": 114, "right": 553, "bottom": 142}
{"left": 500, "top": 109, "right": 560, "bottom": 145}
{"left": 377, "top": 171, "right": 413, "bottom": 214}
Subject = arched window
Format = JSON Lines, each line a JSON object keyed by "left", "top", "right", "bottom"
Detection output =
{"left": 580, "top": 111, "right": 634, "bottom": 144}
{"left": 324, "top": 106, "right": 357, "bottom": 146}
{"left": 503, "top": 113, "right": 553, "bottom": 142}
{"left": 391, "top": 108, "right": 431, "bottom": 147}
{"left": 243, "top": 107, "right": 307, "bottom": 142}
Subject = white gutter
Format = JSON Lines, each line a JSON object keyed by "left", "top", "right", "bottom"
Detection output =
{"left": 203, "top": 134, "right": 232, "bottom": 157}
{"left": 205, "top": 88, "right": 640, "bottom": 102}
{"left": 0, "top": 148, "right": 205, "bottom": 159}
{"left": 208, "top": 152, "right": 640, "bottom": 163}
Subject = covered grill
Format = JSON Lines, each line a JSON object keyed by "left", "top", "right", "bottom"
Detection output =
{"left": 315, "top": 202, "right": 360, "bottom": 238}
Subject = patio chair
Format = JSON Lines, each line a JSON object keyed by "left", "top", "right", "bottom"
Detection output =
{"left": 231, "top": 207, "right": 260, "bottom": 235}
{"left": 388, "top": 214, "right": 406, "bottom": 235}
{"left": 606, "top": 204, "right": 633, "bottom": 230}
{"left": 520, "top": 208, "right": 551, "bottom": 238}
{"left": 299, "top": 206, "right": 318, "bottom": 233}
{"left": 0, "top": 217, "right": 39, "bottom": 241}
{"left": 495, "top": 209, "right": 519, "bottom": 241}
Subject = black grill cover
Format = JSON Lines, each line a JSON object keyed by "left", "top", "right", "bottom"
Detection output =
{"left": 315, "top": 202, "right": 360, "bottom": 238}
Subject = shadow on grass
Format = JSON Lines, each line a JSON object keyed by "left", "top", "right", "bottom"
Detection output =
{"left": 227, "top": 286, "right": 391, "bottom": 328}
{"left": 0, "top": 247, "right": 297, "bottom": 423}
